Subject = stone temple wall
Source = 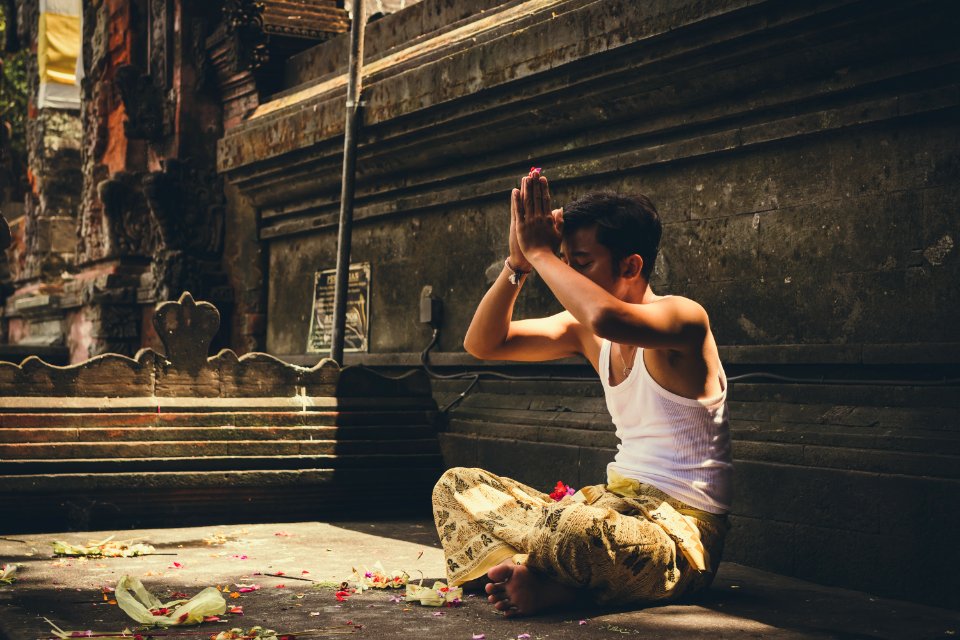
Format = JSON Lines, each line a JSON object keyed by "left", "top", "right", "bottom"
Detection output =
{"left": 221, "top": 0, "right": 958, "bottom": 362}
{"left": 219, "top": 0, "right": 960, "bottom": 608}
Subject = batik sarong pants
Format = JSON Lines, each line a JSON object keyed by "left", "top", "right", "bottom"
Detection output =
{"left": 432, "top": 466, "right": 727, "bottom": 606}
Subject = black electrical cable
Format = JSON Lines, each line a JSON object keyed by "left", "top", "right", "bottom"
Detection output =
{"left": 438, "top": 374, "right": 480, "bottom": 413}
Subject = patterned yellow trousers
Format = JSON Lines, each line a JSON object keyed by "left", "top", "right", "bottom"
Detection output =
{"left": 431, "top": 467, "right": 727, "bottom": 606}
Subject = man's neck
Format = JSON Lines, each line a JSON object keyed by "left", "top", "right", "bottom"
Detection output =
{"left": 622, "top": 280, "right": 657, "bottom": 304}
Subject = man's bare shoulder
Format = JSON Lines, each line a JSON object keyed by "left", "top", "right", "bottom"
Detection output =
{"left": 649, "top": 294, "right": 710, "bottom": 320}
{"left": 629, "top": 294, "right": 711, "bottom": 355}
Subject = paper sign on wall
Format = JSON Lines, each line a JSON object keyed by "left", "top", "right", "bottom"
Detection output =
{"left": 306, "top": 262, "right": 370, "bottom": 353}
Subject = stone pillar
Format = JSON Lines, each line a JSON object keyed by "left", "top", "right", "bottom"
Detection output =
{"left": 64, "top": 0, "right": 231, "bottom": 361}
{"left": 3, "top": 0, "right": 82, "bottom": 353}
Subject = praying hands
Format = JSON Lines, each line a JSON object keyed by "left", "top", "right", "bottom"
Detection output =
{"left": 510, "top": 168, "right": 563, "bottom": 267}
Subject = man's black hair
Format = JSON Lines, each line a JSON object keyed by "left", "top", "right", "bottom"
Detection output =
{"left": 561, "top": 192, "right": 662, "bottom": 279}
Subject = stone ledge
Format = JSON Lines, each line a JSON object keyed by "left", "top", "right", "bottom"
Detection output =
{"left": 0, "top": 395, "right": 435, "bottom": 411}
{"left": 279, "top": 341, "right": 960, "bottom": 368}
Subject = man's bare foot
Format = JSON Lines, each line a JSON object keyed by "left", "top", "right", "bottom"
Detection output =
{"left": 484, "top": 559, "right": 578, "bottom": 617}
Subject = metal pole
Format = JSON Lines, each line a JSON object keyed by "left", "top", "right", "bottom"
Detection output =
{"left": 329, "top": 0, "right": 366, "bottom": 364}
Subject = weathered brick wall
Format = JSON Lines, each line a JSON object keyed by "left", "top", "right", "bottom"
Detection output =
{"left": 3, "top": 0, "right": 82, "bottom": 350}
{"left": 5, "top": 0, "right": 236, "bottom": 361}
{"left": 219, "top": 0, "right": 960, "bottom": 607}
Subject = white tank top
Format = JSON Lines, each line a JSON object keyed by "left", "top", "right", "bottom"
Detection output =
{"left": 599, "top": 339, "right": 733, "bottom": 514}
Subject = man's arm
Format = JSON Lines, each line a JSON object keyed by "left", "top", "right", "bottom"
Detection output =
{"left": 463, "top": 266, "right": 584, "bottom": 361}
{"left": 463, "top": 184, "right": 586, "bottom": 362}
{"left": 528, "top": 252, "right": 708, "bottom": 350}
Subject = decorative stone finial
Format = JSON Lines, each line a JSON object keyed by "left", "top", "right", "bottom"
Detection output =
{"left": 153, "top": 292, "right": 220, "bottom": 372}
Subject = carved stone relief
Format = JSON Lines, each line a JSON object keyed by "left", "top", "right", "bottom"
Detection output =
{"left": 96, "top": 171, "right": 158, "bottom": 257}
{"left": 113, "top": 64, "right": 168, "bottom": 141}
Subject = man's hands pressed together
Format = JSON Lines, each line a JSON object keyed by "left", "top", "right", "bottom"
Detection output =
{"left": 513, "top": 168, "right": 563, "bottom": 263}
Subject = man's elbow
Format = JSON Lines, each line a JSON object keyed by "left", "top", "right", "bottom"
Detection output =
{"left": 463, "top": 335, "right": 494, "bottom": 360}
{"left": 586, "top": 305, "right": 620, "bottom": 340}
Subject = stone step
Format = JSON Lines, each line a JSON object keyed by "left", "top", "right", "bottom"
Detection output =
{"left": 445, "top": 416, "right": 960, "bottom": 479}
{"left": 448, "top": 395, "right": 957, "bottom": 433}
{"left": 0, "top": 452, "right": 444, "bottom": 475}
{"left": 728, "top": 382, "right": 960, "bottom": 408}
{"left": 450, "top": 405, "right": 614, "bottom": 430}
{"left": 0, "top": 437, "right": 441, "bottom": 459}
{"left": 730, "top": 441, "right": 960, "bottom": 479}
{"left": 0, "top": 466, "right": 442, "bottom": 492}
{"left": 458, "top": 391, "right": 608, "bottom": 413}
{"left": 0, "top": 423, "right": 437, "bottom": 443}
{"left": 731, "top": 422, "right": 960, "bottom": 454}
{"left": 450, "top": 410, "right": 960, "bottom": 454}
{"left": 447, "top": 417, "right": 619, "bottom": 448}
{"left": 432, "top": 378, "right": 960, "bottom": 408}
{"left": 0, "top": 468, "right": 443, "bottom": 532}
{"left": 728, "top": 401, "right": 959, "bottom": 431}
{"left": 0, "top": 409, "right": 437, "bottom": 428}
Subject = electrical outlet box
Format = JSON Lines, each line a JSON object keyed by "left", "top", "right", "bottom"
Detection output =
{"left": 420, "top": 285, "right": 443, "bottom": 326}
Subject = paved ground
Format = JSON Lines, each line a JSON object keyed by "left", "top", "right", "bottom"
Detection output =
{"left": 0, "top": 520, "right": 957, "bottom": 640}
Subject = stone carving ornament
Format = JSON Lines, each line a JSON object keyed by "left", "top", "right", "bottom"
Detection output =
{"left": 223, "top": 0, "right": 269, "bottom": 72}
{"left": 113, "top": 63, "right": 167, "bottom": 141}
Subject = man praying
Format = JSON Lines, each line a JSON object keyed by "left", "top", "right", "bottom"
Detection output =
{"left": 432, "top": 168, "right": 732, "bottom": 616}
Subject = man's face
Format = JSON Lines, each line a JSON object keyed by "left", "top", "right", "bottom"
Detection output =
{"left": 559, "top": 225, "right": 625, "bottom": 296}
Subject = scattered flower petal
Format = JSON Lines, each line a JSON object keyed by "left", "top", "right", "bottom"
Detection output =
{"left": 549, "top": 481, "right": 576, "bottom": 501}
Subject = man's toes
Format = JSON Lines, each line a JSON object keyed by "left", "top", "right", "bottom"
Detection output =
{"left": 487, "top": 562, "right": 515, "bottom": 584}
{"left": 493, "top": 599, "right": 514, "bottom": 612}
{"left": 485, "top": 581, "right": 507, "bottom": 596}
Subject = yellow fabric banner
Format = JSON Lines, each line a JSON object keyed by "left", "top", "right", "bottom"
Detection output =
{"left": 38, "top": 0, "right": 81, "bottom": 109}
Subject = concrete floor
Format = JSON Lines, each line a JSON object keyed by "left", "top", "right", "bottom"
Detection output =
{"left": 0, "top": 520, "right": 956, "bottom": 640}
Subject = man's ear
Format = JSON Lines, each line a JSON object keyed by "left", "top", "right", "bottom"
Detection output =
{"left": 620, "top": 254, "right": 643, "bottom": 279}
